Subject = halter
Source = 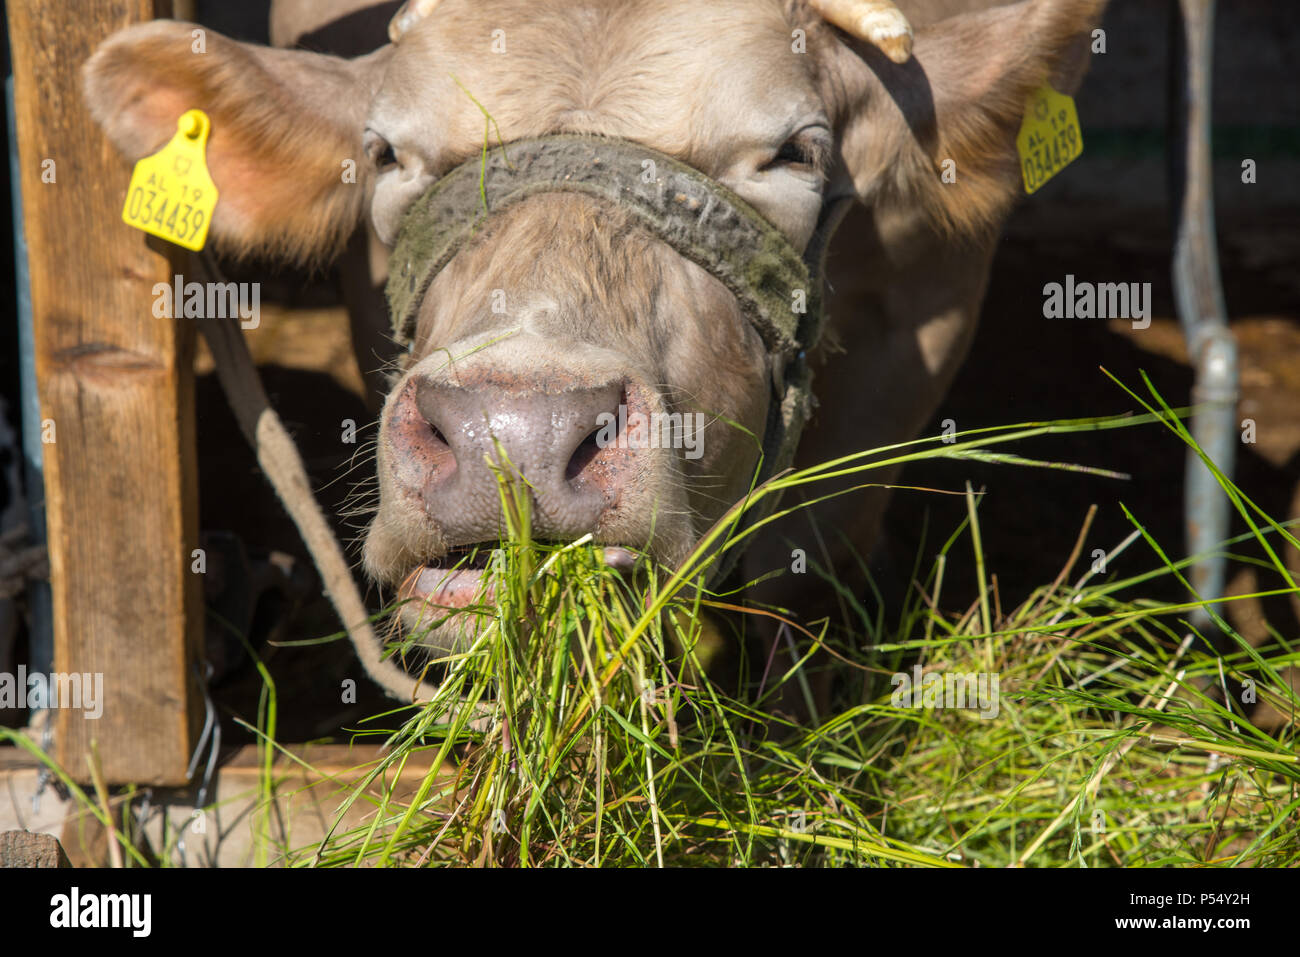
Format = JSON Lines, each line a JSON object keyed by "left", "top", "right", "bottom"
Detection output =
{"left": 385, "top": 134, "right": 835, "bottom": 581}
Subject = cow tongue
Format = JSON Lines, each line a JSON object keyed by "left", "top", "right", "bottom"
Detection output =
{"left": 402, "top": 565, "right": 489, "bottom": 609}
{"left": 403, "top": 544, "right": 641, "bottom": 611}
{"left": 601, "top": 546, "right": 639, "bottom": 572}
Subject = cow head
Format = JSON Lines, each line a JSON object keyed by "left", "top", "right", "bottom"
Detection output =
{"left": 84, "top": 0, "right": 1105, "bottom": 657}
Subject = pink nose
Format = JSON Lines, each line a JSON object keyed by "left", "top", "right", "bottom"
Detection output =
{"left": 385, "top": 371, "right": 643, "bottom": 545}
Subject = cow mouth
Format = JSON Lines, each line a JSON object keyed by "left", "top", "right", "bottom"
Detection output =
{"left": 395, "top": 543, "right": 642, "bottom": 642}
{"left": 396, "top": 545, "right": 498, "bottom": 631}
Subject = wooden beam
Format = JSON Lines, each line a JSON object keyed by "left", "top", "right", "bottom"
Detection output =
{"left": 0, "top": 831, "right": 72, "bottom": 868}
{"left": 9, "top": 1, "right": 203, "bottom": 785}
{"left": 49, "top": 744, "right": 457, "bottom": 867}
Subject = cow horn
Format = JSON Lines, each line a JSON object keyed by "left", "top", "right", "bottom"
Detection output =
{"left": 809, "top": 0, "right": 914, "bottom": 63}
{"left": 388, "top": 0, "right": 441, "bottom": 44}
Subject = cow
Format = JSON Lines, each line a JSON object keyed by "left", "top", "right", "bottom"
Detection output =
{"left": 83, "top": 0, "right": 1108, "bottom": 708}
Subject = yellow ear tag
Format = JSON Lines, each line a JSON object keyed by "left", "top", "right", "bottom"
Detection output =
{"left": 1016, "top": 85, "right": 1083, "bottom": 195}
{"left": 121, "top": 108, "right": 219, "bottom": 251}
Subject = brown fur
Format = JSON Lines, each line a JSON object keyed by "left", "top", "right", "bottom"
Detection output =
{"left": 83, "top": 21, "right": 389, "bottom": 264}
{"left": 823, "top": 0, "right": 1108, "bottom": 237}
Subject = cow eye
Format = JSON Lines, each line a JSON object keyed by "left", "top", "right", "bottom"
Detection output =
{"left": 761, "top": 129, "right": 830, "bottom": 174}
{"left": 364, "top": 129, "right": 399, "bottom": 172}
{"left": 774, "top": 140, "right": 815, "bottom": 166}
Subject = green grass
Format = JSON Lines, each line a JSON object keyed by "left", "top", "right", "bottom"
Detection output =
{"left": 7, "top": 372, "right": 1297, "bottom": 866}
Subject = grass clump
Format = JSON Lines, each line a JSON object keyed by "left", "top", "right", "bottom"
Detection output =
{"left": 284, "top": 372, "right": 1297, "bottom": 867}
{"left": 6, "top": 373, "right": 1296, "bottom": 866}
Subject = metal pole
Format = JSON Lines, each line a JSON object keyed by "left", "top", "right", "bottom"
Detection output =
{"left": 1168, "top": 0, "right": 1237, "bottom": 636}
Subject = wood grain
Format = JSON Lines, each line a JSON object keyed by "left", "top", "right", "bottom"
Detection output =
{"left": 9, "top": 0, "right": 203, "bottom": 785}
{"left": 0, "top": 830, "right": 72, "bottom": 868}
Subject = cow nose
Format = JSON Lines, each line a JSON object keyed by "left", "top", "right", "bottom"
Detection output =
{"left": 387, "top": 373, "right": 638, "bottom": 545}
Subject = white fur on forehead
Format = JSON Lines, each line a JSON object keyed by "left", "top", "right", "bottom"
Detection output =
{"left": 378, "top": 0, "right": 820, "bottom": 174}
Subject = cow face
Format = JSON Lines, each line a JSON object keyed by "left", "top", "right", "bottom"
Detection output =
{"left": 84, "top": 0, "right": 1105, "bottom": 654}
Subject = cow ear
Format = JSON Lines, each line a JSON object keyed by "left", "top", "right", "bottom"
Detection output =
{"left": 831, "top": 0, "right": 1106, "bottom": 236}
{"left": 83, "top": 20, "right": 389, "bottom": 265}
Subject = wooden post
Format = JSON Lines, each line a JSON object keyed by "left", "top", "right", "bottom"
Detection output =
{"left": 9, "top": 1, "right": 203, "bottom": 785}
{"left": 0, "top": 831, "right": 72, "bottom": 868}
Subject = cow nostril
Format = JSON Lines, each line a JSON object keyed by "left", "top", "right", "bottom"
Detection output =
{"left": 412, "top": 379, "right": 454, "bottom": 454}
{"left": 566, "top": 428, "right": 603, "bottom": 482}
{"left": 413, "top": 403, "right": 457, "bottom": 476}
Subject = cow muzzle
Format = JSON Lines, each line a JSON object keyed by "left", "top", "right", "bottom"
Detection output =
{"left": 374, "top": 335, "right": 696, "bottom": 650}
{"left": 382, "top": 135, "right": 832, "bottom": 587}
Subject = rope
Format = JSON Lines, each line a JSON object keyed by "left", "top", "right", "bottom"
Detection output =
{"left": 191, "top": 251, "right": 438, "bottom": 704}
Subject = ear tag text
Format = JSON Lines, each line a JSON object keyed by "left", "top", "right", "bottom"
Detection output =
{"left": 121, "top": 108, "right": 218, "bottom": 251}
{"left": 1017, "top": 85, "right": 1083, "bottom": 195}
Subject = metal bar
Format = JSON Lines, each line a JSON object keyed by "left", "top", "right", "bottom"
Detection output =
{"left": 1168, "top": 0, "right": 1238, "bottom": 634}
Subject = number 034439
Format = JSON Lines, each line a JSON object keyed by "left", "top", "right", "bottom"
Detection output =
{"left": 1016, "top": 86, "right": 1084, "bottom": 195}
{"left": 120, "top": 108, "right": 219, "bottom": 252}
